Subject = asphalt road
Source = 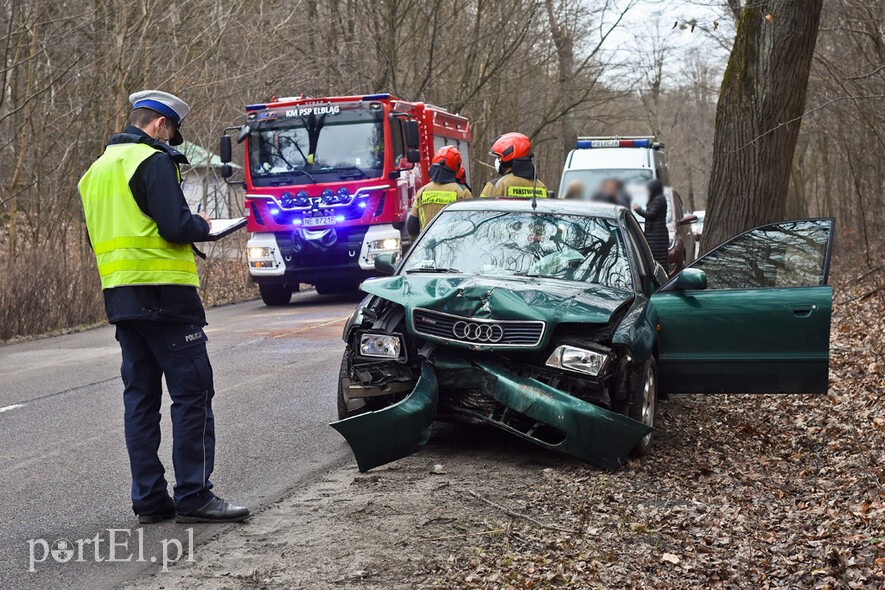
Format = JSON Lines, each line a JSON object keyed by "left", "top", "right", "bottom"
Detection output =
{"left": 0, "top": 291, "right": 361, "bottom": 590}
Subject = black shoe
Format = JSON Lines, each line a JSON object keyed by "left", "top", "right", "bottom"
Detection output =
{"left": 175, "top": 497, "right": 250, "bottom": 523}
{"left": 137, "top": 496, "right": 176, "bottom": 525}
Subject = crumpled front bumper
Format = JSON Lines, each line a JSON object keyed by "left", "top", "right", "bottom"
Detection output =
{"left": 330, "top": 355, "right": 652, "bottom": 472}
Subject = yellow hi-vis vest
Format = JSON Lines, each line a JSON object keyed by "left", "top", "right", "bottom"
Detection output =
{"left": 79, "top": 143, "right": 199, "bottom": 290}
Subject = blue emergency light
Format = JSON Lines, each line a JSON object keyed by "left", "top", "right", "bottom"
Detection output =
{"left": 361, "top": 93, "right": 391, "bottom": 101}
{"left": 245, "top": 103, "right": 267, "bottom": 111}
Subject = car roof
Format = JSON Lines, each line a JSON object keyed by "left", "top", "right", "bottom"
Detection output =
{"left": 444, "top": 198, "right": 624, "bottom": 220}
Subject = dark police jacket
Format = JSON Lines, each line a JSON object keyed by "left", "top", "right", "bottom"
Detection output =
{"left": 97, "top": 126, "right": 211, "bottom": 325}
{"left": 635, "top": 191, "right": 669, "bottom": 267}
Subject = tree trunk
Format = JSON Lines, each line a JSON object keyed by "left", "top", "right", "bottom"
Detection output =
{"left": 700, "top": 0, "right": 823, "bottom": 253}
{"left": 544, "top": 0, "right": 577, "bottom": 159}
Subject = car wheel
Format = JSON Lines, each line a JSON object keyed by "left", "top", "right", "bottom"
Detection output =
{"left": 259, "top": 284, "right": 292, "bottom": 306}
{"left": 628, "top": 358, "right": 657, "bottom": 457}
{"left": 337, "top": 346, "right": 368, "bottom": 420}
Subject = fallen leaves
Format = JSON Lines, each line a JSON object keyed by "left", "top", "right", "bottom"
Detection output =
{"left": 426, "top": 265, "right": 885, "bottom": 589}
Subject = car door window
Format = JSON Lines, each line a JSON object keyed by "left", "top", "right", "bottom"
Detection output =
{"left": 691, "top": 219, "right": 832, "bottom": 290}
{"left": 623, "top": 215, "right": 654, "bottom": 291}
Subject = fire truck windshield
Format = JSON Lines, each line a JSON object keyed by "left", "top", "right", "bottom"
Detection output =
{"left": 248, "top": 106, "right": 384, "bottom": 186}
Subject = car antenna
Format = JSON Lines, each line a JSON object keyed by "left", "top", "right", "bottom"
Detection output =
{"left": 531, "top": 155, "right": 538, "bottom": 210}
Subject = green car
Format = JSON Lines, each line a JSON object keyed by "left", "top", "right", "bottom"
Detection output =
{"left": 331, "top": 200, "right": 834, "bottom": 471}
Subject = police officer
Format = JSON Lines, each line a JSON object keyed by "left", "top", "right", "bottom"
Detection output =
{"left": 79, "top": 90, "right": 249, "bottom": 524}
{"left": 479, "top": 132, "right": 548, "bottom": 199}
{"left": 406, "top": 145, "right": 472, "bottom": 238}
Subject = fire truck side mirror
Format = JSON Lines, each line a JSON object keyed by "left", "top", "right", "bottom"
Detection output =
{"left": 236, "top": 125, "right": 250, "bottom": 144}
{"left": 404, "top": 120, "right": 420, "bottom": 149}
{"left": 221, "top": 164, "right": 233, "bottom": 179}
{"left": 220, "top": 136, "right": 232, "bottom": 164}
{"left": 406, "top": 149, "right": 421, "bottom": 164}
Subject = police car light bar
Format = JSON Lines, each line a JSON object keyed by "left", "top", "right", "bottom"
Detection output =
{"left": 576, "top": 138, "right": 653, "bottom": 149}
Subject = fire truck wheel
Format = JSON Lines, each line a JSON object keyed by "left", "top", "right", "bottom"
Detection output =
{"left": 259, "top": 284, "right": 293, "bottom": 306}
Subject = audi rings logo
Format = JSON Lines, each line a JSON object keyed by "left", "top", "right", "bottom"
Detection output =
{"left": 452, "top": 321, "right": 504, "bottom": 343}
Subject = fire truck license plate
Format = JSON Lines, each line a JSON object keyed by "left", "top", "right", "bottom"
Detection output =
{"left": 304, "top": 216, "right": 336, "bottom": 227}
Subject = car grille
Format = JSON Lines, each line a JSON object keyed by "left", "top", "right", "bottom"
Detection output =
{"left": 412, "top": 308, "right": 545, "bottom": 347}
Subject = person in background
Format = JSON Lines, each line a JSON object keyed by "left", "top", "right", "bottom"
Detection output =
{"left": 78, "top": 90, "right": 249, "bottom": 525}
{"left": 479, "top": 132, "right": 548, "bottom": 199}
{"left": 456, "top": 163, "right": 471, "bottom": 192}
{"left": 633, "top": 178, "right": 669, "bottom": 268}
{"left": 591, "top": 179, "right": 619, "bottom": 205}
{"left": 407, "top": 145, "right": 472, "bottom": 239}
{"left": 563, "top": 179, "right": 585, "bottom": 200}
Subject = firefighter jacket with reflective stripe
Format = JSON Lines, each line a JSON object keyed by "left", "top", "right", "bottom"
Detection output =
{"left": 410, "top": 181, "right": 473, "bottom": 228}
{"left": 79, "top": 142, "right": 200, "bottom": 289}
{"left": 480, "top": 173, "right": 549, "bottom": 199}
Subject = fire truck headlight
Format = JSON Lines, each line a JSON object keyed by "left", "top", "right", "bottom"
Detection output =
{"left": 368, "top": 238, "right": 400, "bottom": 252}
{"left": 359, "top": 333, "right": 402, "bottom": 359}
{"left": 248, "top": 247, "right": 273, "bottom": 260}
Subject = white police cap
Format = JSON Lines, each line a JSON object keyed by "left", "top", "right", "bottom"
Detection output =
{"left": 129, "top": 90, "right": 190, "bottom": 145}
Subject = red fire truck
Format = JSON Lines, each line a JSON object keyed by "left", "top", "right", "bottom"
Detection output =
{"left": 219, "top": 93, "right": 472, "bottom": 306}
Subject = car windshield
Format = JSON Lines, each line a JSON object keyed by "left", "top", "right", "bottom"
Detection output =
{"left": 403, "top": 210, "right": 633, "bottom": 291}
{"left": 561, "top": 168, "right": 654, "bottom": 199}
{"left": 248, "top": 106, "right": 384, "bottom": 186}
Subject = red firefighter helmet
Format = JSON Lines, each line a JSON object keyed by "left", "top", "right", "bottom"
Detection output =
{"left": 456, "top": 164, "right": 466, "bottom": 185}
{"left": 432, "top": 145, "right": 462, "bottom": 173}
{"left": 489, "top": 132, "right": 532, "bottom": 162}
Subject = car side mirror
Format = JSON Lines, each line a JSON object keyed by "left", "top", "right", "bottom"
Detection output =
{"left": 374, "top": 252, "right": 398, "bottom": 275}
{"left": 679, "top": 214, "right": 698, "bottom": 226}
{"left": 404, "top": 120, "right": 420, "bottom": 149}
{"left": 406, "top": 149, "right": 421, "bottom": 164}
{"left": 675, "top": 268, "right": 707, "bottom": 291}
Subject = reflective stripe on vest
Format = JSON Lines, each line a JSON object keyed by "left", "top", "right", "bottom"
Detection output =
{"left": 506, "top": 186, "right": 548, "bottom": 199}
{"left": 79, "top": 143, "right": 199, "bottom": 289}
{"left": 420, "top": 190, "right": 458, "bottom": 206}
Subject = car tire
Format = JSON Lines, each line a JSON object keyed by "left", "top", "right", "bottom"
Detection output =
{"left": 337, "top": 346, "right": 369, "bottom": 420}
{"left": 628, "top": 358, "right": 657, "bottom": 457}
{"left": 259, "top": 284, "right": 292, "bottom": 306}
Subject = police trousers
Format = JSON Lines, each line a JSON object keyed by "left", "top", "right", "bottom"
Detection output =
{"left": 114, "top": 320, "right": 216, "bottom": 514}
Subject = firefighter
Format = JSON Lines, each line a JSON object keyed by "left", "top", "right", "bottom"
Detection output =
{"left": 406, "top": 145, "right": 472, "bottom": 238}
{"left": 78, "top": 90, "right": 249, "bottom": 524}
{"left": 479, "top": 132, "right": 548, "bottom": 199}
{"left": 456, "top": 163, "right": 471, "bottom": 192}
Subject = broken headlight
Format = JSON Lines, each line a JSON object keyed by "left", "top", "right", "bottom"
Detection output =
{"left": 359, "top": 333, "right": 403, "bottom": 359}
{"left": 545, "top": 344, "right": 610, "bottom": 377}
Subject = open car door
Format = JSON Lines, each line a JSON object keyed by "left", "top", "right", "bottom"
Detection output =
{"left": 651, "top": 219, "right": 834, "bottom": 394}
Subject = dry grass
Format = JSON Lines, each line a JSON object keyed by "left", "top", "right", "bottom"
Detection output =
{"left": 0, "top": 231, "right": 258, "bottom": 343}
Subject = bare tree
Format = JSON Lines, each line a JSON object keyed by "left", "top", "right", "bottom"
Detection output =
{"left": 701, "top": 0, "right": 824, "bottom": 252}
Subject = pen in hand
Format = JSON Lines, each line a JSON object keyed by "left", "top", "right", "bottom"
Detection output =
{"left": 196, "top": 202, "right": 211, "bottom": 230}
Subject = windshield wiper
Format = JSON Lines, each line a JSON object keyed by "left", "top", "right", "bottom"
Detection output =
{"left": 267, "top": 169, "right": 317, "bottom": 184}
{"left": 405, "top": 267, "right": 462, "bottom": 274}
{"left": 334, "top": 166, "right": 369, "bottom": 179}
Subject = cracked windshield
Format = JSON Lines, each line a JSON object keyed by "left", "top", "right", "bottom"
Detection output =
{"left": 248, "top": 106, "right": 384, "bottom": 186}
{"left": 404, "top": 210, "right": 633, "bottom": 290}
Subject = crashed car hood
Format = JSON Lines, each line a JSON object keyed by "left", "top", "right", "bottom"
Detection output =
{"left": 361, "top": 274, "right": 633, "bottom": 346}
